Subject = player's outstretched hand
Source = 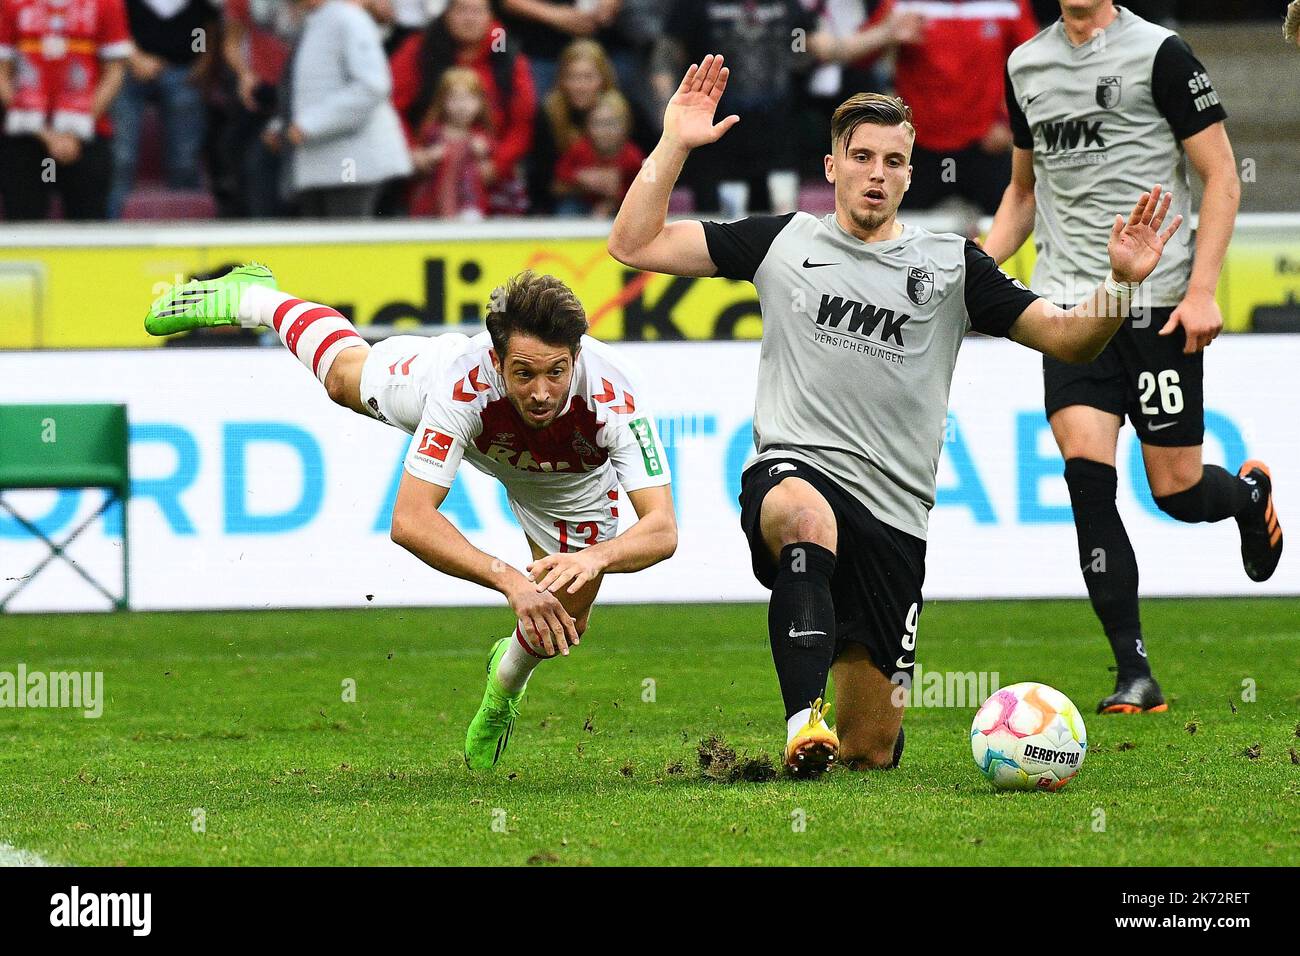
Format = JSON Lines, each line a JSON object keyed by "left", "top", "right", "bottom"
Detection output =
{"left": 507, "top": 583, "right": 580, "bottom": 657}
{"left": 662, "top": 53, "right": 740, "bottom": 151}
{"left": 528, "top": 550, "right": 604, "bottom": 597}
{"left": 1107, "top": 183, "right": 1183, "bottom": 285}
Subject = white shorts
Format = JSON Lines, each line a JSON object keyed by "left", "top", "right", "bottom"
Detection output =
{"left": 510, "top": 491, "right": 620, "bottom": 558}
{"left": 361, "top": 335, "right": 621, "bottom": 557}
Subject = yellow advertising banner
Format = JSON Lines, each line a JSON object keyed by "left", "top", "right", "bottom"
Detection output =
{"left": 998, "top": 227, "right": 1300, "bottom": 335}
{"left": 2, "top": 224, "right": 1296, "bottom": 349}
{"left": 0, "top": 236, "right": 765, "bottom": 349}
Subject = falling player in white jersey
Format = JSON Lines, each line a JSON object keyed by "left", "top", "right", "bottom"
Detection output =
{"left": 145, "top": 267, "right": 678, "bottom": 769}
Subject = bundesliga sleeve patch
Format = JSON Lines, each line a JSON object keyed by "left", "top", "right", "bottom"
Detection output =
{"left": 416, "top": 428, "right": 455, "bottom": 463}
{"left": 628, "top": 418, "right": 663, "bottom": 477}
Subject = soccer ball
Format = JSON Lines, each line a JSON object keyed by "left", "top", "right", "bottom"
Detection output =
{"left": 970, "top": 682, "right": 1087, "bottom": 791}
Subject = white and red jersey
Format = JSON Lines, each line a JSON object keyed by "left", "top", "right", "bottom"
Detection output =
{"left": 0, "top": 0, "right": 134, "bottom": 140}
{"left": 360, "top": 331, "right": 670, "bottom": 553}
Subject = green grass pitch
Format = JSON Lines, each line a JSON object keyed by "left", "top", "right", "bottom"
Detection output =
{"left": 0, "top": 598, "right": 1297, "bottom": 866}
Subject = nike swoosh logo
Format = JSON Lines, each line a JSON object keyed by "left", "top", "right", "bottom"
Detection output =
{"left": 896, "top": 656, "right": 914, "bottom": 669}
{"left": 802, "top": 259, "right": 838, "bottom": 269}
{"left": 1147, "top": 421, "right": 1179, "bottom": 431}
{"left": 789, "top": 627, "right": 828, "bottom": 639}
{"left": 1026, "top": 91, "right": 1044, "bottom": 106}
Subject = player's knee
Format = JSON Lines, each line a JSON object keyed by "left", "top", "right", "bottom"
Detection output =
{"left": 796, "top": 508, "right": 833, "bottom": 544}
{"left": 763, "top": 483, "right": 836, "bottom": 552}
{"left": 777, "top": 506, "right": 835, "bottom": 553}
{"left": 1050, "top": 409, "right": 1119, "bottom": 463}
{"left": 1146, "top": 458, "right": 1204, "bottom": 501}
{"left": 325, "top": 368, "right": 353, "bottom": 408}
{"left": 1055, "top": 432, "right": 1104, "bottom": 462}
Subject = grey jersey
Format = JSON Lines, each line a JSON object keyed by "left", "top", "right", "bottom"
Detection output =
{"left": 703, "top": 212, "right": 1039, "bottom": 540}
{"left": 1006, "top": 6, "right": 1226, "bottom": 306}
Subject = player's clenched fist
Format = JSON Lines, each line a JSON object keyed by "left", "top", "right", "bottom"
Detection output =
{"left": 507, "top": 583, "right": 580, "bottom": 657}
{"left": 661, "top": 53, "right": 741, "bottom": 152}
{"left": 528, "top": 550, "right": 605, "bottom": 596}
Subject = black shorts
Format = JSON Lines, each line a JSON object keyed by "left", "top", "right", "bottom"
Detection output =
{"left": 1043, "top": 306, "right": 1204, "bottom": 447}
{"left": 738, "top": 457, "right": 927, "bottom": 682}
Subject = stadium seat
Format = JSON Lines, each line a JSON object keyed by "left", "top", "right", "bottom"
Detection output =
{"left": 0, "top": 403, "right": 131, "bottom": 611}
{"left": 120, "top": 186, "right": 218, "bottom": 221}
{"left": 798, "top": 181, "right": 836, "bottom": 214}
{"left": 667, "top": 187, "right": 695, "bottom": 215}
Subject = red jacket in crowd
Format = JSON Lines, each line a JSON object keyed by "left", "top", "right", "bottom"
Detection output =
{"left": 408, "top": 123, "right": 490, "bottom": 218}
{"left": 0, "top": 0, "right": 133, "bottom": 139}
{"left": 859, "top": 0, "right": 1039, "bottom": 153}
{"left": 389, "top": 21, "right": 536, "bottom": 184}
{"left": 554, "top": 137, "right": 644, "bottom": 203}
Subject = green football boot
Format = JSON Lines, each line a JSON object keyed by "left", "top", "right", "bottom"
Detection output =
{"left": 464, "top": 638, "right": 526, "bottom": 770}
{"left": 144, "top": 262, "right": 277, "bottom": 336}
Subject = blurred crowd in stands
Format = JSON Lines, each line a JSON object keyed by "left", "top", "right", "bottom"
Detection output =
{"left": 0, "top": 0, "right": 1241, "bottom": 222}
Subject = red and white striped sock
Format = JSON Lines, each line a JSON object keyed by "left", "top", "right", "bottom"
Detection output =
{"left": 239, "top": 285, "right": 365, "bottom": 385}
{"left": 493, "top": 623, "right": 553, "bottom": 693}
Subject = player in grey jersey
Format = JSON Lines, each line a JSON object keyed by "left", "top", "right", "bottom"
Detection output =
{"left": 609, "top": 53, "right": 1183, "bottom": 776}
{"left": 985, "top": 1, "right": 1283, "bottom": 717}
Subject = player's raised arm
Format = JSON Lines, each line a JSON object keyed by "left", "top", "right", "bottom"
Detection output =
{"left": 390, "top": 471, "right": 580, "bottom": 657}
{"left": 1008, "top": 185, "right": 1183, "bottom": 364}
{"left": 606, "top": 54, "right": 739, "bottom": 277}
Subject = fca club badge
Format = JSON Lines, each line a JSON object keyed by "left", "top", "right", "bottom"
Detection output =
{"left": 907, "top": 268, "right": 933, "bottom": 306}
{"left": 1096, "top": 75, "right": 1122, "bottom": 109}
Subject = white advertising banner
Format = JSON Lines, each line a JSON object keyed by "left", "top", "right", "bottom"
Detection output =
{"left": 1, "top": 338, "right": 1297, "bottom": 611}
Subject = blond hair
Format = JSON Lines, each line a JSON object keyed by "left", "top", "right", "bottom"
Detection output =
{"left": 544, "top": 40, "right": 619, "bottom": 153}
{"left": 589, "top": 89, "right": 632, "bottom": 131}
{"left": 425, "top": 67, "right": 490, "bottom": 132}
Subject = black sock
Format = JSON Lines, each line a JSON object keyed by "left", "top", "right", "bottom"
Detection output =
{"left": 1153, "top": 464, "right": 1253, "bottom": 523}
{"left": 768, "top": 542, "right": 837, "bottom": 720}
{"left": 1063, "top": 458, "right": 1150, "bottom": 680}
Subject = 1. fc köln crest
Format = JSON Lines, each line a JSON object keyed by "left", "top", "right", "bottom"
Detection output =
{"left": 907, "top": 268, "right": 934, "bottom": 306}
{"left": 1096, "top": 75, "right": 1122, "bottom": 109}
